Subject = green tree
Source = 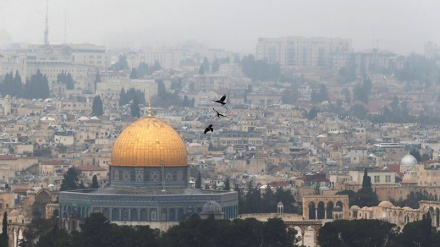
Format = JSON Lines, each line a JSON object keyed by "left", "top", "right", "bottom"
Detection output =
{"left": 110, "top": 55, "right": 129, "bottom": 71}
{"left": 202, "top": 57, "right": 210, "bottom": 73}
{"left": 1, "top": 212, "right": 7, "bottom": 247}
{"left": 341, "top": 88, "right": 351, "bottom": 104}
{"left": 150, "top": 61, "right": 162, "bottom": 74}
{"left": 410, "top": 149, "right": 422, "bottom": 163}
{"left": 211, "top": 58, "right": 220, "bottom": 72}
{"left": 318, "top": 219, "right": 399, "bottom": 247}
{"left": 349, "top": 103, "right": 369, "bottom": 119}
{"left": 60, "top": 167, "right": 80, "bottom": 191}
{"left": 23, "top": 70, "right": 49, "bottom": 100}
{"left": 198, "top": 64, "right": 204, "bottom": 75}
{"left": 91, "top": 175, "right": 99, "bottom": 189}
{"left": 262, "top": 217, "right": 298, "bottom": 247}
{"left": 130, "top": 68, "right": 138, "bottom": 79}
{"left": 35, "top": 224, "right": 73, "bottom": 247}
{"left": 307, "top": 107, "right": 319, "bottom": 120}
{"left": 362, "top": 168, "right": 372, "bottom": 188}
{"left": 335, "top": 190, "right": 356, "bottom": 207}
{"left": 77, "top": 213, "right": 113, "bottom": 247}
{"left": 92, "top": 96, "right": 104, "bottom": 117}
{"left": 224, "top": 177, "right": 230, "bottom": 191}
{"left": 274, "top": 187, "right": 296, "bottom": 213}
{"left": 354, "top": 76, "right": 373, "bottom": 104}
{"left": 138, "top": 62, "right": 149, "bottom": 78}
{"left": 262, "top": 185, "right": 275, "bottom": 213}
{"left": 130, "top": 95, "right": 140, "bottom": 118}
{"left": 396, "top": 212, "right": 440, "bottom": 247}
{"left": 282, "top": 87, "right": 298, "bottom": 105}
{"left": 195, "top": 171, "right": 202, "bottom": 189}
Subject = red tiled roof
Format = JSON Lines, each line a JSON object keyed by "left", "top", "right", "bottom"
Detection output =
{"left": 13, "top": 188, "right": 28, "bottom": 193}
{"left": 41, "top": 160, "right": 68, "bottom": 166}
{"left": 76, "top": 165, "right": 106, "bottom": 171}
{"left": 0, "top": 155, "right": 16, "bottom": 160}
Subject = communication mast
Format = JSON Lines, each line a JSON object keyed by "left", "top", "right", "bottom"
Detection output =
{"left": 44, "top": 0, "right": 49, "bottom": 45}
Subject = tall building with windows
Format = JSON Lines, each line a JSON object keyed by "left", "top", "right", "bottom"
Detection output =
{"left": 256, "top": 36, "right": 352, "bottom": 68}
{"left": 59, "top": 113, "right": 238, "bottom": 231}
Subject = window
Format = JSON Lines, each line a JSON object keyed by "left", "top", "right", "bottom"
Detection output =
{"left": 374, "top": 176, "right": 380, "bottom": 183}
{"left": 386, "top": 175, "right": 391, "bottom": 182}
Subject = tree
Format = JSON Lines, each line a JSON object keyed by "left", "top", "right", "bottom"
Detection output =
{"left": 224, "top": 177, "right": 230, "bottom": 191}
{"left": 130, "top": 95, "right": 140, "bottom": 118}
{"left": 202, "top": 57, "right": 210, "bottom": 73}
{"left": 23, "top": 70, "right": 49, "bottom": 100}
{"left": 77, "top": 213, "right": 113, "bottom": 247}
{"left": 195, "top": 171, "right": 202, "bottom": 189}
{"left": 410, "top": 149, "right": 422, "bottom": 163}
{"left": 354, "top": 76, "right": 373, "bottom": 104}
{"left": 335, "top": 190, "right": 356, "bottom": 207}
{"left": 307, "top": 107, "right": 319, "bottom": 120}
{"left": 91, "top": 175, "right": 99, "bottom": 189}
{"left": 130, "top": 68, "right": 138, "bottom": 79}
{"left": 138, "top": 62, "right": 149, "bottom": 78}
{"left": 198, "top": 64, "right": 204, "bottom": 75}
{"left": 1, "top": 212, "right": 7, "bottom": 246}
{"left": 150, "top": 61, "right": 162, "bottom": 74}
{"left": 95, "top": 71, "right": 102, "bottom": 83}
{"left": 92, "top": 96, "right": 104, "bottom": 117}
{"left": 110, "top": 55, "right": 129, "bottom": 71}
{"left": 211, "top": 58, "right": 220, "bottom": 72}
{"left": 262, "top": 185, "right": 275, "bottom": 213}
{"left": 60, "top": 167, "right": 80, "bottom": 191}
{"left": 282, "top": 87, "right": 298, "bottom": 105}
{"left": 396, "top": 212, "right": 440, "bottom": 247}
{"left": 318, "top": 219, "right": 399, "bottom": 247}
{"left": 362, "top": 168, "right": 372, "bottom": 188}
{"left": 262, "top": 218, "right": 298, "bottom": 247}
{"left": 342, "top": 88, "right": 351, "bottom": 104}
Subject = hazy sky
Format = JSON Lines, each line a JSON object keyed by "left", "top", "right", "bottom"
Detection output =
{"left": 0, "top": 0, "right": 439, "bottom": 54}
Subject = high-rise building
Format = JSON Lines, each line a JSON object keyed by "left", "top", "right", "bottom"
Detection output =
{"left": 256, "top": 36, "right": 352, "bottom": 68}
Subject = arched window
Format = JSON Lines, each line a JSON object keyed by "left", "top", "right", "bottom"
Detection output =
{"left": 150, "top": 209, "right": 157, "bottom": 221}
{"left": 112, "top": 208, "right": 119, "bottom": 221}
{"left": 161, "top": 209, "right": 167, "bottom": 221}
{"left": 102, "top": 208, "right": 109, "bottom": 219}
{"left": 131, "top": 209, "right": 138, "bottom": 221}
{"left": 140, "top": 209, "right": 147, "bottom": 221}
{"left": 121, "top": 209, "right": 129, "bottom": 221}
{"left": 169, "top": 209, "right": 176, "bottom": 221}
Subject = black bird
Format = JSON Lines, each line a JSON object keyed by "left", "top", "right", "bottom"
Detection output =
{"left": 204, "top": 124, "right": 214, "bottom": 134}
{"left": 213, "top": 95, "right": 227, "bottom": 105}
{"left": 213, "top": 108, "right": 227, "bottom": 118}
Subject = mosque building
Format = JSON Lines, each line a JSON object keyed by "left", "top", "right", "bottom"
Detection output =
{"left": 58, "top": 108, "right": 238, "bottom": 231}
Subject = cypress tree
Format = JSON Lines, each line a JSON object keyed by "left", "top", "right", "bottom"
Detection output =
{"left": 2, "top": 212, "right": 7, "bottom": 244}
{"left": 130, "top": 95, "right": 140, "bottom": 118}
{"left": 362, "top": 168, "right": 372, "bottom": 188}
{"left": 92, "top": 96, "right": 104, "bottom": 117}
{"left": 91, "top": 175, "right": 99, "bottom": 189}
{"left": 195, "top": 171, "right": 202, "bottom": 189}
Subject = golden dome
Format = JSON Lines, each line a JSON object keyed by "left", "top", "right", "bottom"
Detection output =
{"left": 111, "top": 117, "right": 188, "bottom": 167}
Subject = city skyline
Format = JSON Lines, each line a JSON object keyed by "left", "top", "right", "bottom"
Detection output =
{"left": 0, "top": 0, "right": 439, "bottom": 54}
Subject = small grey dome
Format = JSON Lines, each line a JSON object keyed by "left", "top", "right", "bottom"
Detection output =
{"left": 400, "top": 154, "right": 417, "bottom": 167}
{"left": 201, "top": 200, "right": 223, "bottom": 214}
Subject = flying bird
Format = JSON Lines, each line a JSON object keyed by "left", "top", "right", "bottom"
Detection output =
{"left": 213, "top": 95, "right": 227, "bottom": 105}
{"left": 204, "top": 124, "right": 213, "bottom": 134}
{"left": 213, "top": 108, "right": 227, "bottom": 118}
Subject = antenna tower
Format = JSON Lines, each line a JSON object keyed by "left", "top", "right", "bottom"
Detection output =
{"left": 44, "top": 0, "right": 49, "bottom": 45}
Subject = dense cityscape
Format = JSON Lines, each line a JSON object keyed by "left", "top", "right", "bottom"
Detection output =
{"left": 1, "top": 1, "right": 440, "bottom": 247}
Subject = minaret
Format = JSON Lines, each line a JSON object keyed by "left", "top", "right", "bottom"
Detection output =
{"left": 44, "top": 0, "right": 49, "bottom": 45}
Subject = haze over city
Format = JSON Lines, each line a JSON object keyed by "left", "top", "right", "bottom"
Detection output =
{"left": 0, "top": 0, "right": 439, "bottom": 54}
